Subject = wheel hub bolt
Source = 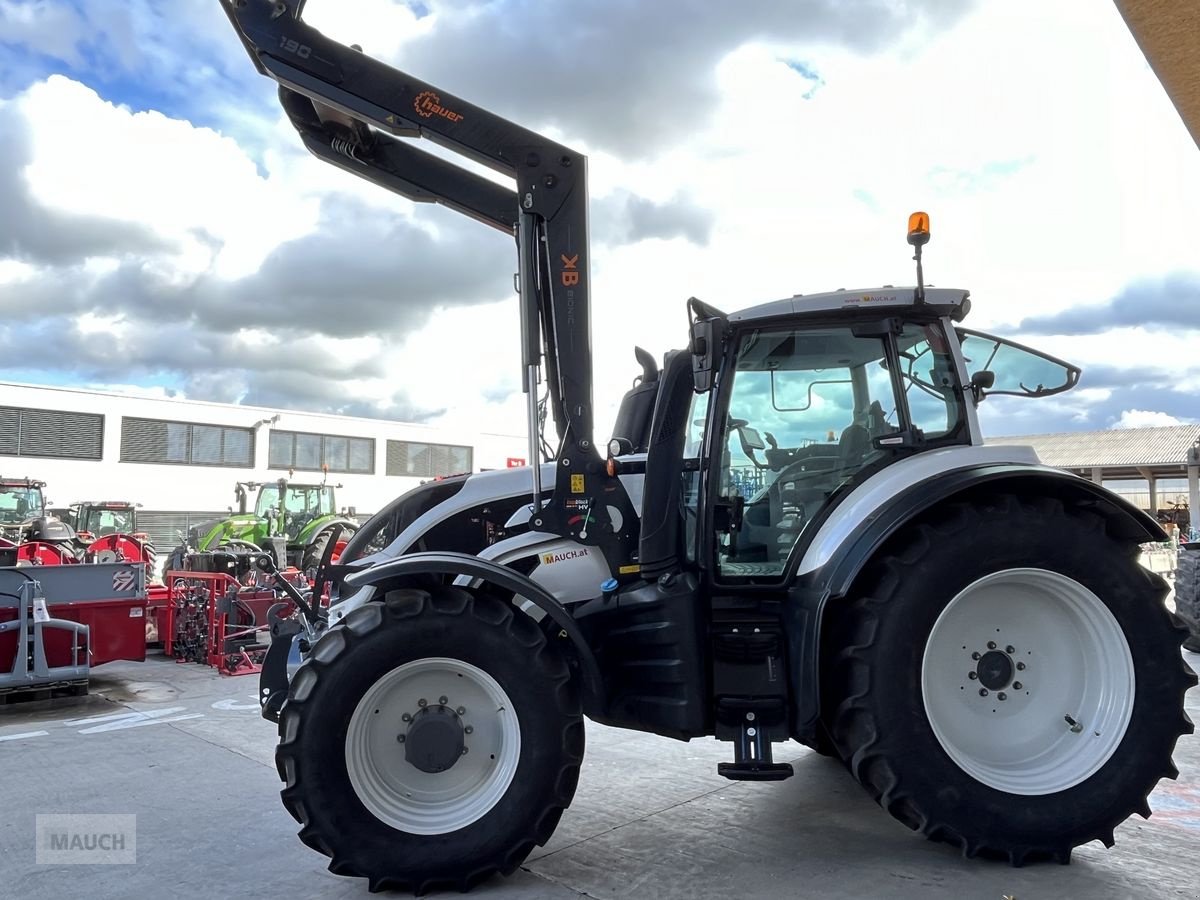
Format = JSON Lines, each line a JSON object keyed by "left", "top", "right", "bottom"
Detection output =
{"left": 987, "top": 641, "right": 997, "bottom": 650}
{"left": 1013, "top": 681, "right": 1023, "bottom": 690}
{"left": 971, "top": 651, "right": 981, "bottom": 661}
{"left": 456, "top": 706, "right": 466, "bottom": 715}
{"left": 417, "top": 698, "right": 427, "bottom": 708}
{"left": 979, "top": 688, "right": 988, "bottom": 697}
{"left": 1016, "top": 662, "right": 1026, "bottom": 671}
{"left": 396, "top": 734, "right": 405, "bottom": 743}
{"left": 1005, "top": 645, "right": 1015, "bottom": 654}
{"left": 998, "top": 692, "right": 1007, "bottom": 701}
{"left": 464, "top": 725, "right": 474, "bottom": 735}
{"left": 438, "top": 696, "right": 448, "bottom": 706}
{"left": 461, "top": 747, "right": 469, "bottom": 755}
{"left": 401, "top": 713, "right": 412, "bottom": 722}
{"left": 968, "top": 672, "right": 978, "bottom": 680}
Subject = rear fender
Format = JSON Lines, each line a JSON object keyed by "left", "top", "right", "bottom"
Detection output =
{"left": 341, "top": 551, "right": 605, "bottom": 706}
{"left": 788, "top": 464, "right": 1165, "bottom": 742}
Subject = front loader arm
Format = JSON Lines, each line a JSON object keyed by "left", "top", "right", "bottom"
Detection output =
{"left": 275, "top": 86, "right": 518, "bottom": 233}
{"left": 221, "top": 0, "right": 639, "bottom": 572}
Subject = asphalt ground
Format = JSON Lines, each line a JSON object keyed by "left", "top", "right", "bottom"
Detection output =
{"left": 1, "top": 649, "right": 1197, "bottom": 900}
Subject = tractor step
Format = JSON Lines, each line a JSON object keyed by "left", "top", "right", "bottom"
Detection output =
{"left": 717, "top": 717, "right": 794, "bottom": 781}
{"left": 717, "top": 761, "right": 794, "bottom": 781}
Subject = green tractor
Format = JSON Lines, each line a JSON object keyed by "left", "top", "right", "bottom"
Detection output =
{"left": 189, "top": 479, "right": 359, "bottom": 577}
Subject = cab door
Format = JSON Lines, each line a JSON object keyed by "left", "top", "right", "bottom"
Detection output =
{"left": 705, "top": 319, "right": 968, "bottom": 584}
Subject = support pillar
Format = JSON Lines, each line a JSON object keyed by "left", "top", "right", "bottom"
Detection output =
{"left": 1090, "top": 467, "right": 1104, "bottom": 486}
{"left": 1188, "top": 463, "right": 1199, "bottom": 538}
{"left": 1138, "top": 467, "right": 1157, "bottom": 517}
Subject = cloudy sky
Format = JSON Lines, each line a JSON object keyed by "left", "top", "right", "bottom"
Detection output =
{"left": 0, "top": 0, "right": 1196, "bottom": 441}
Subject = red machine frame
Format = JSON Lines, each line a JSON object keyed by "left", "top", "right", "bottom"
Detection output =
{"left": 163, "top": 572, "right": 263, "bottom": 676}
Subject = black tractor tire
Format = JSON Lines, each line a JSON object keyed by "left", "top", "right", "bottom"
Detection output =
{"left": 823, "top": 493, "right": 1196, "bottom": 865}
{"left": 1175, "top": 546, "right": 1200, "bottom": 653}
{"left": 302, "top": 525, "right": 357, "bottom": 579}
{"left": 275, "top": 585, "right": 584, "bottom": 893}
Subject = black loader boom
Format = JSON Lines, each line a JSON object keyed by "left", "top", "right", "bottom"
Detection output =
{"left": 221, "top": 0, "right": 638, "bottom": 570}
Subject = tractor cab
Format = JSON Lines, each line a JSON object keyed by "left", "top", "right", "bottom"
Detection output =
{"left": 73, "top": 501, "right": 140, "bottom": 539}
{"left": 255, "top": 481, "right": 338, "bottom": 537}
{"left": 0, "top": 478, "right": 47, "bottom": 541}
{"left": 680, "top": 293, "right": 1082, "bottom": 583}
{"left": 706, "top": 288, "right": 1080, "bottom": 566}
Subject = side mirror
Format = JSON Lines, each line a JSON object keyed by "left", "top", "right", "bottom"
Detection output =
{"left": 687, "top": 296, "right": 727, "bottom": 393}
{"left": 690, "top": 318, "right": 721, "bottom": 392}
{"left": 346, "top": 506, "right": 356, "bottom": 517}
{"left": 969, "top": 370, "right": 996, "bottom": 401}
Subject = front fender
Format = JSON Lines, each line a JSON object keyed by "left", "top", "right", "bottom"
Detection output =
{"left": 343, "top": 551, "right": 605, "bottom": 707}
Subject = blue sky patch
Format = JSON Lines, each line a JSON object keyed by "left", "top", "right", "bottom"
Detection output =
{"left": 783, "top": 58, "right": 824, "bottom": 99}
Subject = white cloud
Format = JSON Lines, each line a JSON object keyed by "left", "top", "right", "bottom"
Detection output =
{"left": 0, "top": 259, "right": 36, "bottom": 284}
{"left": 1111, "top": 409, "right": 1195, "bottom": 429}
{"left": 17, "top": 76, "right": 318, "bottom": 279}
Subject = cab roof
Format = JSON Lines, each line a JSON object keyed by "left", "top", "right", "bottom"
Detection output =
{"left": 729, "top": 286, "right": 970, "bottom": 324}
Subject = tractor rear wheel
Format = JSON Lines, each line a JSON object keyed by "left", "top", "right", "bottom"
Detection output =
{"left": 824, "top": 493, "right": 1196, "bottom": 864}
{"left": 275, "top": 585, "right": 583, "bottom": 893}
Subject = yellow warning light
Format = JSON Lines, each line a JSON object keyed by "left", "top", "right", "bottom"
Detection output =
{"left": 907, "top": 211, "right": 930, "bottom": 246}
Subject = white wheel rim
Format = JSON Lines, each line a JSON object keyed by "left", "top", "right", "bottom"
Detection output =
{"left": 921, "top": 568, "right": 1134, "bottom": 795}
{"left": 345, "top": 657, "right": 521, "bottom": 835}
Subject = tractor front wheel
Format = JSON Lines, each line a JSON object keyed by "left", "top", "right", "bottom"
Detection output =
{"left": 302, "top": 526, "right": 356, "bottom": 580}
{"left": 825, "top": 493, "right": 1196, "bottom": 863}
{"left": 275, "top": 585, "right": 583, "bottom": 893}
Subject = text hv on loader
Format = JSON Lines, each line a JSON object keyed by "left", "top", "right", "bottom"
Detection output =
{"left": 223, "top": 1, "right": 1195, "bottom": 892}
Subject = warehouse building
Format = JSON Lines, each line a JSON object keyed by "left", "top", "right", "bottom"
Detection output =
{"left": 0, "top": 381, "right": 527, "bottom": 545}
{"left": 987, "top": 423, "right": 1200, "bottom": 535}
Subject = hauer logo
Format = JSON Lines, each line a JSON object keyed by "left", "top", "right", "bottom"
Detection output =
{"left": 413, "top": 91, "right": 464, "bottom": 123}
{"left": 541, "top": 548, "right": 590, "bottom": 565}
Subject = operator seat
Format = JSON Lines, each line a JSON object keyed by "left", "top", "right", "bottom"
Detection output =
{"left": 836, "top": 419, "right": 870, "bottom": 467}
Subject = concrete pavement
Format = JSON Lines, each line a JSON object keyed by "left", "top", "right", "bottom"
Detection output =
{"left": 1, "top": 650, "right": 1197, "bottom": 899}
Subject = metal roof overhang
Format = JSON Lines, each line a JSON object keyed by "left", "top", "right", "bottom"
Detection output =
{"left": 1114, "top": 0, "right": 1200, "bottom": 149}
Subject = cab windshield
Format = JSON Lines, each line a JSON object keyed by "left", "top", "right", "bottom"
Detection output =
{"left": 80, "top": 507, "right": 134, "bottom": 536}
{"left": 255, "top": 485, "right": 335, "bottom": 518}
{"left": 0, "top": 486, "right": 44, "bottom": 525}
